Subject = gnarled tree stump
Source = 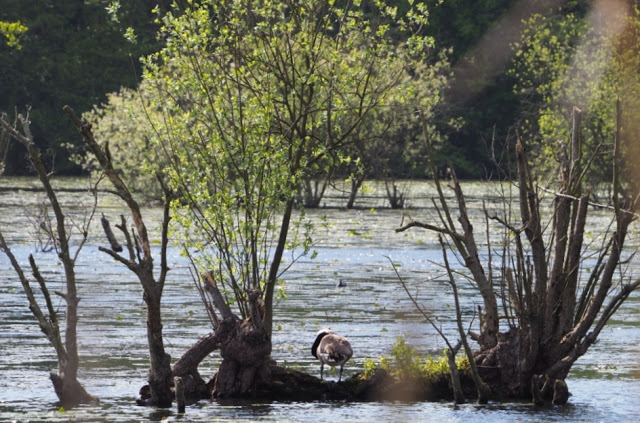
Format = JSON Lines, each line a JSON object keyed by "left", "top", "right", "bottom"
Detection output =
{"left": 211, "top": 291, "right": 272, "bottom": 397}
{"left": 141, "top": 275, "right": 272, "bottom": 403}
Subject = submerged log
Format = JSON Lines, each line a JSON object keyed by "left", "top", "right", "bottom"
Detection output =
{"left": 205, "top": 365, "right": 475, "bottom": 403}
{"left": 143, "top": 336, "right": 492, "bottom": 406}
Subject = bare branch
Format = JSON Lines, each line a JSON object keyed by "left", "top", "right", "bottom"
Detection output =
{"left": 101, "top": 214, "right": 123, "bottom": 252}
{"left": 395, "top": 219, "right": 464, "bottom": 242}
{"left": 538, "top": 185, "right": 640, "bottom": 220}
{"left": 202, "top": 272, "right": 236, "bottom": 321}
{"left": 383, "top": 255, "right": 455, "bottom": 350}
{"left": 0, "top": 232, "right": 52, "bottom": 341}
{"left": 64, "top": 105, "right": 153, "bottom": 264}
{"left": 28, "top": 254, "right": 59, "bottom": 329}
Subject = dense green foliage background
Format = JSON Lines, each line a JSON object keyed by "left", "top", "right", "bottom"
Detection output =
{"left": 0, "top": 0, "right": 167, "bottom": 174}
{"left": 1, "top": 0, "right": 634, "bottom": 182}
{"left": 0, "top": 0, "right": 520, "bottom": 177}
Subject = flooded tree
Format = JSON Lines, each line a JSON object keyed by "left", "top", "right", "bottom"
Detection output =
{"left": 69, "top": 0, "right": 446, "bottom": 402}
{"left": 0, "top": 111, "right": 97, "bottom": 408}
{"left": 47, "top": 0, "right": 446, "bottom": 405}
{"left": 149, "top": 0, "right": 402, "bottom": 396}
{"left": 136, "top": 0, "right": 440, "bottom": 334}
{"left": 398, "top": 106, "right": 640, "bottom": 404}
{"left": 131, "top": 0, "right": 439, "bottom": 375}
{"left": 64, "top": 106, "right": 175, "bottom": 408}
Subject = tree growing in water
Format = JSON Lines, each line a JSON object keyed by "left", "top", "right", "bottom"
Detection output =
{"left": 398, "top": 105, "right": 640, "bottom": 404}
{"left": 64, "top": 105, "right": 175, "bottom": 407}
{"left": 0, "top": 111, "right": 97, "bottom": 408}
{"left": 65, "top": 0, "right": 447, "bottom": 402}
{"left": 138, "top": 0, "right": 441, "bottom": 339}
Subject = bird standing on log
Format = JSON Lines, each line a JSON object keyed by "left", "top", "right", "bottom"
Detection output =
{"left": 311, "top": 328, "right": 353, "bottom": 382}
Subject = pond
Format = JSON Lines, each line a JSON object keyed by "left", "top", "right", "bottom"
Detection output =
{"left": 1, "top": 177, "right": 639, "bottom": 422}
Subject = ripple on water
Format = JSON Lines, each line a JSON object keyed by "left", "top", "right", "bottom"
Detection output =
{"left": 1, "top": 180, "right": 640, "bottom": 421}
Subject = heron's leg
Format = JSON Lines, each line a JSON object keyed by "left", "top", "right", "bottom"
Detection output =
{"left": 320, "top": 363, "right": 324, "bottom": 380}
{"left": 339, "top": 365, "right": 343, "bottom": 382}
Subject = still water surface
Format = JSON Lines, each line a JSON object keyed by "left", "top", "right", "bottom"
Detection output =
{"left": 1, "top": 178, "right": 639, "bottom": 422}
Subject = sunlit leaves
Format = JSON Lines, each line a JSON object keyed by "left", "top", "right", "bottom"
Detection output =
{"left": 105, "top": 1, "right": 121, "bottom": 23}
{"left": 88, "top": 0, "right": 446, "bottom": 326}
{"left": 510, "top": 8, "right": 640, "bottom": 187}
{"left": 0, "top": 20, "right": 28, "bottom": 49}
{"left": 124, "top": 27, "right": 137, "bottom": 44}
{"left": 152, "top": 1, "right": 363, "bottom": 301}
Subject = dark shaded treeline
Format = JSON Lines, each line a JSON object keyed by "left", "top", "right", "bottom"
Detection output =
{"left": 1, "top": 0, "right": 584, "bottom": 178}
{"left": 0, "top": 0, "right": 169, "bottom": 174}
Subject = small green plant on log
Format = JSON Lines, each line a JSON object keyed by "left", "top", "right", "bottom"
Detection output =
{"left": 362, "top": 338, "right": 469, "bottom": 380}
{"left": 387, "top": 337, "right": 470, "bottom": 381}
{"left": 359, "top": 337, "right": 470, "bottom": 403}
{"left": 397, "top": 105, "right": 640, "bottom": 405}
{"left": 0, "top": 110, "right": 97, "bottom": 408}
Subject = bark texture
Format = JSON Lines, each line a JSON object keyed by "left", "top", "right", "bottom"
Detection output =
{"left": 200, "top": 276, "right": 272, "bottom": 398}
{"left": 0, "top": 111, "right": 96, "bottom": 408}
{"left": 397, "top": 106, "right": 640, "bottom": 404}
{"left": 65, "top": 105, "right": 174, "bottom": 407}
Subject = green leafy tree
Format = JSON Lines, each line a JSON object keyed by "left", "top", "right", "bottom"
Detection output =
{"left": 510, "top": 3, "right": 640, "bottom": 191}
{"left": 137, "top": 0, "right": 438, "bottom": 337}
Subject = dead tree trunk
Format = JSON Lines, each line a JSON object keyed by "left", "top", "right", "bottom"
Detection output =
{"left": 64, "top": 105, "right": 174, "bottom": 407}
{"left": 397, "top": 106, "right": 640, "bottom": 404}
{"left": 0, "top": 111, "right": 96, "bottom": 408}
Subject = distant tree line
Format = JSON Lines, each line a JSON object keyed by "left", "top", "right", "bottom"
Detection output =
{"left": 1, "top": 0, "right": 636, "bottom": 187}
{"left": 0, "top": 0, "right": 168, "bottom": 174}
{"left": 0, "top": 0, "right": 524, "bottom": 179}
